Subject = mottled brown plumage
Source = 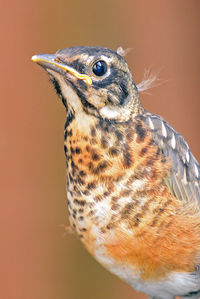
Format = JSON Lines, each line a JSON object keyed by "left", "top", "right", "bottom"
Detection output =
{"left": 32, "top": 46, "right": 200, "bottom": 299}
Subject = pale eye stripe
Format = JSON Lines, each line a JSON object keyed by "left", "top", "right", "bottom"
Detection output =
{"left": 161, "top": 122, "right": 167, "bottom": 138}
{"left": 171, "top": 133, "right": 176, "bottom": 149}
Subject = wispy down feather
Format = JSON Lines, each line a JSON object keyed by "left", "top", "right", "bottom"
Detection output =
{"left": 117, "top": 47, "right": 166, "bottom": 93}
{"left": 137, "top": 67, "right": 166, "bottom": 94}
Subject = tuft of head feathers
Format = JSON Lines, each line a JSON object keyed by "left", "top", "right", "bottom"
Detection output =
{"left": 117, "top": 46, "right": 132, "bottom": 57}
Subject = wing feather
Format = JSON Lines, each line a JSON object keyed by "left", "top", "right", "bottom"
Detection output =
{"left": 143, "top": 111, "right": 200, "bottom": 205}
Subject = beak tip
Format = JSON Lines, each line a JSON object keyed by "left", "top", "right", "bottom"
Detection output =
{"left": 31, "top": 55, "right": 38, "bottom": 62}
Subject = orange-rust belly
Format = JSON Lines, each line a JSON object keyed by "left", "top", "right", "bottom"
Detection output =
{"left": 65, "top": 118, "right": 200, "bottom": 282}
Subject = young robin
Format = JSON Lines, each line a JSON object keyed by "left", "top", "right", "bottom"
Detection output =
{"left": 32, "top": 47, "right": 200, "bottom": 299}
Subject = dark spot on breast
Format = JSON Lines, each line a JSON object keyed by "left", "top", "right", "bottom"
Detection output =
{"left": 91, "top": 138, "right": 97, "bottom": 145}
{"left": 115, "top": 130, "right": 123, "bottom": 141}
{"left": 98, "top": 119, "right": 110, "bottom": 132}
{"left": 78, "top": 208, "right": 84, "bottom": 213}
{"left": 88, "top": 162, "right": 94, "bottom": 170}
{"left": 78, "top": 158, "right": 83, "bottom": 164}
{"left": 89, "top": 202, "right": 95, "bottom": 208}
{"left": 71, "top": 160, "right": 78, "bottom": 170}
{"left": 135, "top": 122, "right": 147, "bottom": 142}
{"left": 121, "top": 202, "right": 135, "bottom": 219}
{"left": 108, "top": 147, "right": 119, "bottom": 156}
{"left": 146, "top": 158, "right": 155, "bottom": 166}
{"left": 65, "top": 111, "right": 75, "bottom": 129}
{"left": 66, "top": 180, "right": 69, "bottom": 189}
{"left": 141, "top": 199, "right": 153, "bottom": 213}
{"left": 107, "top": 183, "right": 114, "bottom": 192}
{"left": 77, "top": 177, "right": 85, "bottom": 185}
{"left": 151, "top": 215, "right": 159, "bottom": 227}
{"left": 94, "top": 195, "right": 103, "bottom": 202}
{"left": 87, "top": 182, "right": 96, "bottom": 189}
{"left": 90, "top": 126, "right": 96, "bottom": 137}
{"left": 122, "top": 144, "right": 133, "bottom": 168}
{"left": 78, "top": 216, "right": 84, "bottom": 221}
{"left": 79, "top": 170, "right": 86, "bottom": 177}
{"left": 106, "top": 223, "right": 115, "bottom": 230}
{"left": 69, "top": 174, "right": 73, "bottom": 182}
{"left": 93, "top": 160, "right": 109, "bottom": 174}
{"left": 73, "top": 199, "right": 86, "bottom": 206}
{"left": 88, "top": 210, "right": 95, "bottom": 217}
{"left": 115, "top": 175, "right": 123, "bottom": 182}
{"left": 85, "top": 145, "right": 91, "bottom": 152}
{"left": 80, "top": 228, "right": 87, "bottom": 232}
{"left": 101, "top": 136, "right": 108, "bottom": 148}
{"left": 161, "top": 157, "right": 167, "bottom": 163}
{"left": 82, "top": 190, "right": 89, "bottom": 196}
{"left": 74, "top": 189, "right": 81, "bottom": 197}
{"left": 126, "top": 127, "right": 134, "bottom": 142}
{"left": 111, "top": 196, "right": 119, "bottom": 202}
{"left": 75, "top": 147, "right": 81, "bottom": 154}
{"left": 133, "top": 213, "right": 142, "bottom": 227}
{"left": 64, "top": 145, "right": 67, "bottom": 155}
{"left": 158, "top": 208, "right": 164, "bottom": 214}
{"left": 68, "top": 129, "right": 73, "bottom": 137}
{"left": 156, "top": 148, "right": 161, "bottom": 156}
{"left": 111, "top": 203, "right": 120, "bottom": 211}
{"left": 149, "top": 139, "right": 155, "bottom": 146}
{"left": 91, "top": 150, "right": 100, "bottom": 161}
{"left": 103, "top": 191, "right": 111, "bottom": 197}
{"left": 140, "top": 147, "right": 148, "bottom": 157}
{"left": 64, "top": 130, "right": 68, "bottom": 140}
{"left": 120, "top": 189, "right": 131, "bottom": 197}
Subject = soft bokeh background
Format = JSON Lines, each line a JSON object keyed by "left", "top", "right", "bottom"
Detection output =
{"left": 1, "top": 0, "right": 200, "bottom": 298}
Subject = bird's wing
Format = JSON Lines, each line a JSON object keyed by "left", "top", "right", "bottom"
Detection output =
{"left": 143, "top": 111, "right": 200, "bottom": 206}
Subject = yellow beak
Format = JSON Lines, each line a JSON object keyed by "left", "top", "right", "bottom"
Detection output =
{"left": 31, "top": 54, "right": 92, "bottom": 85}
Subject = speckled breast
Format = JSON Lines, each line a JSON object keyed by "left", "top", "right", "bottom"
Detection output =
{"left": 64, "top": 113, "right": 169, "bottom": 248}
{"left": 64, "top": 113, "right": 200, "bottom": 282}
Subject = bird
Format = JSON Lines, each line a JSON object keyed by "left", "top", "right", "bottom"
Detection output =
{"left": 32, "top": 46, "right": 200, "bottom": 299}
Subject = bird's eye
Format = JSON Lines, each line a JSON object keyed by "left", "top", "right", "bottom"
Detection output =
{"left": 92, "top": 60, "right": 107, "bottom": 77}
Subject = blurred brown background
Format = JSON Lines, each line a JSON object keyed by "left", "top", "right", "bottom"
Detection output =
{"left": 1, "top": 0, "right": 200, "bottom": 298}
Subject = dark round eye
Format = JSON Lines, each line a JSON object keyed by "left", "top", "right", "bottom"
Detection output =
{"left": 92, "top": 60, "right": 107, "bottom": 76}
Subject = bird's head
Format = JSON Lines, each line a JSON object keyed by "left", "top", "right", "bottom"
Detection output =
{"left": 32, "top": 46, "right": 142, "bottom": 122}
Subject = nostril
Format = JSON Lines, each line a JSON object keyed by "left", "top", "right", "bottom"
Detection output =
{"left": 54, "top": 58, "right": 61, "bottom": 63}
